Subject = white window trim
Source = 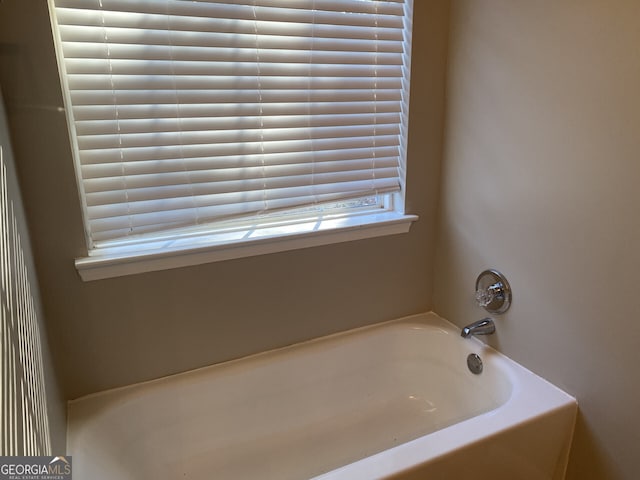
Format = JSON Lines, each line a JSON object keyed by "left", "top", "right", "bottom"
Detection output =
{"left": 75, "top": 210, "right": 417, "bottom": 281}
{"left": 47, "top": 0, "right": 417, "bottom": 280}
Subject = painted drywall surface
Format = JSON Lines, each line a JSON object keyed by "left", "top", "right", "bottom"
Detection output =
{"left": 0, "top": 2, "right": 449, "bottom": 399}
{"left": 437, "top": 1, "right": 640, "bottom": 479}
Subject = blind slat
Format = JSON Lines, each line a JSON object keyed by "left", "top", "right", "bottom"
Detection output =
{"left": 71, "top": 101, "right": 402, "bottom": 121}
{"left": 59, "top": 26, "right": 405, "bottom": 53}
{"left": 69, "top": 89, "right": 402, "bottom": 106}
{"left": 76, "top": 123, "right": 401, "bottom": 150}
{"left": 55, "top": 9, "right": 404, "bottom": 40}
{"left": 60, "top": 43, "right": 403, "bottom": 65}
{"left": 88, "top": 178, "right": 400, "bottom": 233}
{"left": 87, "top": 167, "right": 400, "bottom": 212}
{"left": 66, "top": 75, "right": 403, "bottom": 91}
{"left": 83, "top": 156, "right": 400, "bottom": 195}
{"left": 75, "top": 112, "right": 402, "bottom": 135}
{"left": 78, "top": 135, "right": 402, "bottom": 165}
{"left": 55, "top": 1, "right": 405, "bottom": 28}
{"left": 64, "top": 58, "right": 404, "bottom": 77}
{"left": 81, "top": 146, "right": 400, "bottom": 178}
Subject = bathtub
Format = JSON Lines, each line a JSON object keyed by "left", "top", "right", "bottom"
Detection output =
{"left": 67, "top": 312, "right": 577, "bottom": 479}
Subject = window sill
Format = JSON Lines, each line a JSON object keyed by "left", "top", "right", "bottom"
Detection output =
{"left": 75, "top": 212, "right": 418, "bottom": 281}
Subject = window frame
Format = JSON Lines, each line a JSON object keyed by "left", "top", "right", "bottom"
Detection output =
{"left": 48, "top": 0, "right": 418, "bottom": 281}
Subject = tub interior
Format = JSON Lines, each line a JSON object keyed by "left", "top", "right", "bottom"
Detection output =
{"left": 67, "top": 313, "right": 572, "bottom": 480}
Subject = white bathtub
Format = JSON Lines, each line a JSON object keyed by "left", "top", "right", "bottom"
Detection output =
{"left": 67, "top": 312, "right": 577, "bottom": 479}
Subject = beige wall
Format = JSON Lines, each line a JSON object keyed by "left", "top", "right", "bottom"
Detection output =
{"left": 0, "top": 2, "right": 450, "bottom": 400}
{"left": 437, "top": 1, "right": 640, "bottom": 479}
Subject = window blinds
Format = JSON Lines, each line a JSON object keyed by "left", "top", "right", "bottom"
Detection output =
{"left": 49, "top": 0, "right": 413, "bottom": 247}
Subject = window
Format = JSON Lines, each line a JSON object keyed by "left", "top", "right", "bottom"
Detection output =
{"left": 48, "top": 0, "right": 416, "bottom": 280}
{"left": 1, "top": 96, "right": 53, "bottom": 456}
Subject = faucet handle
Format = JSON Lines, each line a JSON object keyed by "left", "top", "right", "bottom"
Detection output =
{"left": 475, "top": 270, "right": 512, "bottom": 314}
{"left": 475, "top": 283, "right": 503, "bottom": 308}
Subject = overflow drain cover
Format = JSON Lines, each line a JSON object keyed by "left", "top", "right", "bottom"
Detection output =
{"left": 467, "top": 353, "right": 483, "bottom": 374}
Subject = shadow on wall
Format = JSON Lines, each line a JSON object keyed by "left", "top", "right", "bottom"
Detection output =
{"left": 0, "top": 101, "right": 51, "bottom": 456}
{"left": 566, "top": 412, "right": 624, "bottom": 480}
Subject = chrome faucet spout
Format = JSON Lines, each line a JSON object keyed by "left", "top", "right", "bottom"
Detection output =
{"left": 461, "top": 318, "right": 495, "bottom": 338}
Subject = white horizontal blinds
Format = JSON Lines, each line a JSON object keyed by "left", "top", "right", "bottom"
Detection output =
{"left": 51, "top": 0, "right": 411, "bottom": 245}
